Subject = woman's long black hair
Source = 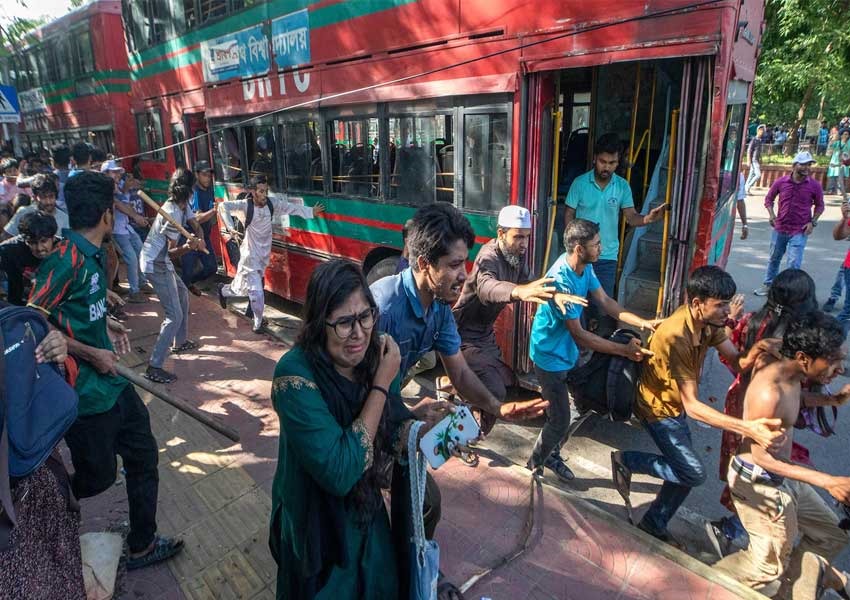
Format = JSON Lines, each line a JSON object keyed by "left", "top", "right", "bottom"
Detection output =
{"left": 746, "top": 268, "right": 818, "bottom": 349}
{"left": 297, "top": 259, "right": 392, "bottom": 521}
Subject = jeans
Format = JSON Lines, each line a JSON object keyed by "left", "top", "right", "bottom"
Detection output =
{"left": 147, "top": 265, "right": 190, "bottom": 368}
{"left": 529, "top": 365, "right": 572, "bottom": 468}
{"left": 830, "top": 266, "right": 845, "bottom": 302}
{"left": 180, "top": 235, "right": 217, "bottom": 286}
{"left": 621, "top": 414, "right": 707, "bottom": 535}
{"left": 763, "top": 231, "right": 807, "bottom": 285}
{"left": 745, "top": 160, "right": 761, "bottom": 193}
{"left": 64, "top": 385, "right": 159, "bottom": 553}
{"left": 837, "top": 267, "right": 850, "bottom": 336}
{"left": 587, "top": 258, "right": 617, "bottom": 336}
{"left": 113, "top": 229, "right": 146, "bottom": 294}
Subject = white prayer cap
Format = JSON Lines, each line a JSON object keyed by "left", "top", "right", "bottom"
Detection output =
{"left": 498, "top": 205, "right": 531, "bottom": 229}
{"left": 792, "top": 151, "right": 816, "bottom": 165}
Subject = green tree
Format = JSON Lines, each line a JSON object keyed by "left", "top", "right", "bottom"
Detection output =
{"left": 752, "top": 0, "right": 850, "bottom": 152}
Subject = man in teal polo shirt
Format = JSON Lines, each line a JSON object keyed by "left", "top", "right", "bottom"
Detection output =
{"left": 28, "top": 170, "right": 183, "bottom": 570}
{"left": 565, "top": 134, "right": 667, "bottom": 331}
{"left": 528, "top": 218, "right": 652, "bottom": 482}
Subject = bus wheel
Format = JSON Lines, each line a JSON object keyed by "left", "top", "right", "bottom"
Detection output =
{"left": 366, "top": 256, "right": 400, "bottom": 285}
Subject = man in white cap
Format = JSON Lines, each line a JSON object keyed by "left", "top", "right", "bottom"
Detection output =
{"left": 754, "top": 150, "right": 824, "bottom": 296}
{"left": 451, "top": 204, "right": 585, "bottom": 433}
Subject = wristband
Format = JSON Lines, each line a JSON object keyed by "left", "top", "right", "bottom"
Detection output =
{"left": 370, "top": 385, "right": 389, "bottom": 399}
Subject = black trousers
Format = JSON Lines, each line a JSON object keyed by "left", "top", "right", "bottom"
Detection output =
{"left": 64, "top": 385, "right": 159, "bottom": 553}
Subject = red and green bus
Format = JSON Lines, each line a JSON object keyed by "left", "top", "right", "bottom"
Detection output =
{"left": 0, "top": 1, "right": 134, "bottom": 159}
{"left": 117, "top": 0, "right": 763, "bottom": 374}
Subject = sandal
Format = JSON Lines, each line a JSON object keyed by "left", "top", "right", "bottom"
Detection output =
{"left": 172, "top": 340, "right": 199, "bottom": 354}
{"left": 144, "top": 367, "right": 177, "bottom": 384}
{"left": 611, "top": 451, "right": 634, "bottom": 524}
{"left": 126, "top": 535, "right": 184, "bottom": 571}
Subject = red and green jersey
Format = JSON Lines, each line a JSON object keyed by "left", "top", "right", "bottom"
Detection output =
{"left": 28, "top": 230, "right": 128, "bottom": 415}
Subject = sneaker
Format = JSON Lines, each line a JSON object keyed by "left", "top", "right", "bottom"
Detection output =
{"left": 753, "top": 285, "right": 770, "bottom": 297}
{"left": 704, "top": 519, "right": 734, "bottom": 560}
{"left": 127, "top": 292, "right": 147, "bottom": 304}
{"left": 216, "top": 284, "right": 227, "bottom": 309}
{"left": 824, "top": 298, "right": 838, "bottom": 312}
{"left": 544, "top": 452, "right": 575, "bottom": 482}
{"left": 792, "top": 551, "right": 825, "bottom": 600}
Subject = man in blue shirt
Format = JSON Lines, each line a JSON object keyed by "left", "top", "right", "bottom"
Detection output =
{"left": 371, "top": 202, "right": 547, "bottom": 421}
{"left": 564, "top": 134, "right": 667, "bottom": 331}
{"left": 180, "top": 160, "right": 218, "bottom": 295}
{"left": 528, "top": 218, "right": 653, "bottom": 482}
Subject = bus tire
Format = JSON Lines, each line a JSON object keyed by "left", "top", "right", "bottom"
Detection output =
{"left": 365, "top": 256, "right": 400, "bottom": 285}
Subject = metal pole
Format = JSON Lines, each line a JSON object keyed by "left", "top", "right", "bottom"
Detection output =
{"left": 542, "top": 80, "right": 562, "bottom": 270}
{"left": 656, "top": 109, "right": 679, "bottom": 318}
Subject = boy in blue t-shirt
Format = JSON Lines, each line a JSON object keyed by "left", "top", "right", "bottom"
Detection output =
{"left": 528, "top": 219, "right": 654, "bottom": 482}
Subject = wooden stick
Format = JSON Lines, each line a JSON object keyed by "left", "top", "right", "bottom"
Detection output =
{"left": 137, "top": 190, "right": 210, "bottom": 255}
{"left": 116, "top": 364, "right": 240, "bottom": 443}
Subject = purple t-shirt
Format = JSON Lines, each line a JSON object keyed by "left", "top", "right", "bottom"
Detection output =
{"left": 764, "top": 175, "right": 824, "bottom": 235}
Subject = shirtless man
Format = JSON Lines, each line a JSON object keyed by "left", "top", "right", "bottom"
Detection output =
{"left": 715, "top": 311, "right": 850, "bottom": 599}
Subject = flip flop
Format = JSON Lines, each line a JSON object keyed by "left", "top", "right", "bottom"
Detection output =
{"left": 126, "top": 536, "right": 184, "bottom": 571}
{"left": 144, "top": 367, "right": 177, "bottom": 384}
{"left": 172, "top": 340, "right": 199, "bottom": 354}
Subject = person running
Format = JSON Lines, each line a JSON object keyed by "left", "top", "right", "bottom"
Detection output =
{"left": 705, "top": 269, "right": 822, "bottom": 558}
{"left": 217, "top": 174, "right": 325, "bottom": 333}
{"left": 754, "top": 151, "right": 824, "bottom": 296}
{"left": 714, "top": 312, "right": 850, "bottom": 599}
{"left": 611, "top": 266, "right": 786, "bottom": 548}
{"left": 0, "top": 211, "right": 59, "bottom": 305}
{"left": 27, "top": 170, "right": 183, "bottom": 570}
{"left": 139, "top": 169, "right": 206, "bottom": 384}
{"left": 529, "top": 218, "right": 653, "bottom": 482}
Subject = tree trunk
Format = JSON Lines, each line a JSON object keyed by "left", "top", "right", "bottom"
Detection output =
{"left": 817, "top": 94, "right": 826, "bottom": 123}
{"left": 784, "top": 80, "right": 816, "bottom": 155}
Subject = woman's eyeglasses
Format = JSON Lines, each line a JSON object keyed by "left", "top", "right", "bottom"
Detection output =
{"left": 326, "top": 307, "right": 378, "bottom": 339}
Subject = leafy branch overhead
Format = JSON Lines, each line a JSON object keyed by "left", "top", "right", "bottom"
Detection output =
{"left": 752, "top": 0, "right": 850, "bottom": 135}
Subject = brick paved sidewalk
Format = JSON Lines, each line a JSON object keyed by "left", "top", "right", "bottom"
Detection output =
{"left": 75, "top": 292, "right": 759, "bottom": 599}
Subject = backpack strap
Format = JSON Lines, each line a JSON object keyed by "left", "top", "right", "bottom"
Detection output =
{"left": 245, "top": 199, "right": 254, "bottom": 230}
{"left": 244, "top": 196, "right": 273, "bottom": 230}
{"left": 0, "top": 318, "right": 17, "bottom": 551}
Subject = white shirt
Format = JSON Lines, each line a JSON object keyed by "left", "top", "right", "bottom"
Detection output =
{"left": 218, "top": 194, "right": 314, "bottom": 273}
{"left": 139, "top": 201, "right": 195, "bottom": 273}
{"left": 4, "top": 205, "right": 70, "bottom": 237}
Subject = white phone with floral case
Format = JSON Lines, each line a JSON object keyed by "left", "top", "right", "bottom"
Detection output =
{"left": 418, "top": 404, "right": 480, "bottom": 469}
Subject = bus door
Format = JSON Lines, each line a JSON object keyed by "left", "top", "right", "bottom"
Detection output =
{"left": 184, "top": 112, "right": 211, "bottom": 168}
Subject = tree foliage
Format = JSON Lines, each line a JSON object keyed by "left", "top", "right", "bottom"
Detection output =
{"left": 752, "top": 0, "right": 850, "bottom": 129}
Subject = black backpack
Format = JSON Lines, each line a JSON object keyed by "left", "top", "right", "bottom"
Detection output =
{"left": 566, "top": 329, "right": 642, "bottom": 422}
{"left": 226, "top": 195, "right": 275, "bottom": 266}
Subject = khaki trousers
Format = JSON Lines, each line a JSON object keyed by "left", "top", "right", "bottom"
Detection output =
{"left": 714, "top": 464, "right": 848, "bottom": 598}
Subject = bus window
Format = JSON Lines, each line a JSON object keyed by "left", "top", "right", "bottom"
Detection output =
{"left": 329, "top": 118, "right": 379, "bottom": 198}
{"left": 281, "top": 120, "right": 323, "bottom": 193}
{"left": 171, "top": 124, "right": 188, "bottom": 171}
{"left": 75, "top": 30, "right": 95, "bottom": 75}
{"left": 388, "top": 116, "right": 438, "bottom": 205}
{"left": 200, "top": 0, "right": 228, "bottom": 23}
{"left": 56, "top": 38, "right": 72, "bottom": 80}
{"left": 136, "top": 111, "right": 166, "bottom": 161}
{"left": 463, "top": 113, "right": 509, "bottom": 212}
{"left": 719, "top": 104, "right": 746, "bottom": 202}
{"left": 212, "top": 127, "right": 243, "bottom": 183}
{"left": 244, "top": 125, "right": 277, "bottom": 188}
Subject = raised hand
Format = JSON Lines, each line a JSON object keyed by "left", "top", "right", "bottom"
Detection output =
{"left": 511, "top": 277, "right": 557, "bottom": 305}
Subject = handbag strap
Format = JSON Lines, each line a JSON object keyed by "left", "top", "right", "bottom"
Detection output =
{"left": 407, "top": 420, "right": 427, "bottom": 551}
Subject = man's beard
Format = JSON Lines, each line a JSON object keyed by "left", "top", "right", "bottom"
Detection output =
{"left": 498, "top": 239, "right": 523, "bottom": 269}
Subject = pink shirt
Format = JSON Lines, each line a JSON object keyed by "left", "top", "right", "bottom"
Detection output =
{"left": 764, "top": 175, "right": 824, "bottom": 235}
{"left": 0, "top": 179, "right": 28, "bottom": 206}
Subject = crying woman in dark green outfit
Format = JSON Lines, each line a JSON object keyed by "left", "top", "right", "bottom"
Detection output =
{"left": 269, "top": 259, "right": 454, "bottom": 599}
